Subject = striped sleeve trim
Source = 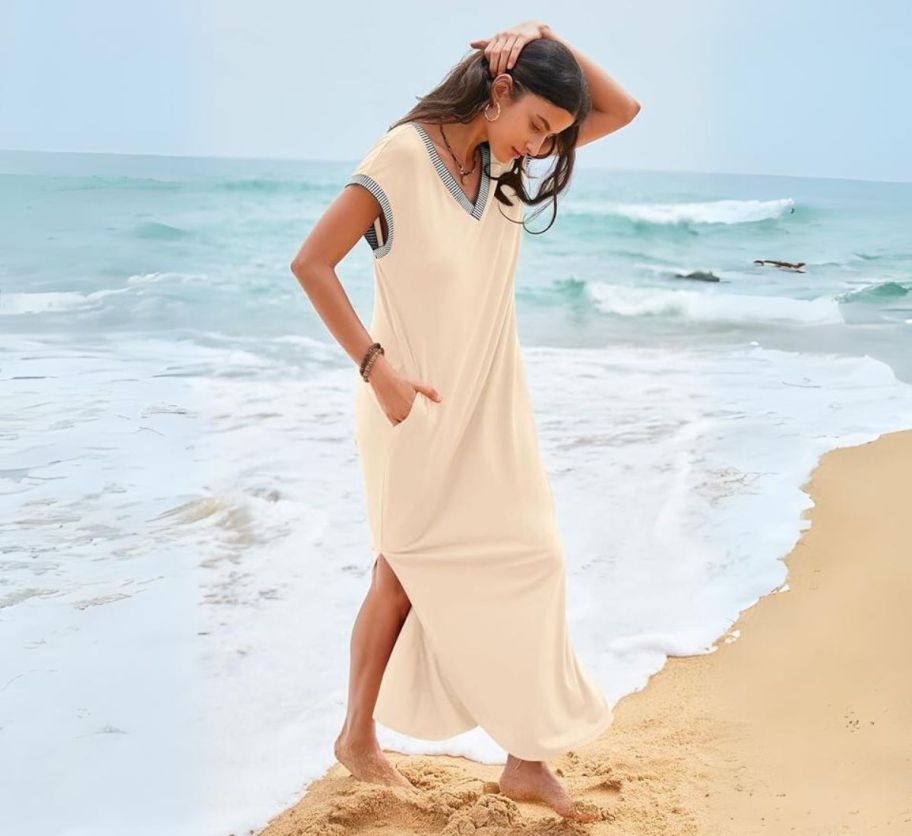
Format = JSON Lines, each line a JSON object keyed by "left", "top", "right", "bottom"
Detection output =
{"left": 345, "top": 174, "right": 394, "bottom": 259}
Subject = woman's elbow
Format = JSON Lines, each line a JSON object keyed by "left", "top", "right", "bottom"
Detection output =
{"left": 290, "top": 254, "right": 318, "bottom": 287}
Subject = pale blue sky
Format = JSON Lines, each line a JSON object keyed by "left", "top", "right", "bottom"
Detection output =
{"left": 1, "top": 0, "right": 908, "bottom": 181}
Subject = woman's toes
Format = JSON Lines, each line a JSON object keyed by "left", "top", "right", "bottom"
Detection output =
{"left": 566, "top": 800, "right": 600, "bottom": 823}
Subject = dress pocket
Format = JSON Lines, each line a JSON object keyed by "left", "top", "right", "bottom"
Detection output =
{"left": 379, "top": 388, "right": 430, "bottom": 552}
{"left": 392, "top": 391, "right": 423, "bottom": 432}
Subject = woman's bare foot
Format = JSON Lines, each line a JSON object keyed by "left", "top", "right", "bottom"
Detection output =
{"left": 498, "top": 756, "right": 598, "bottom": 823}
{"left": 333, "top": 731, "right": 416, "bottom": 791}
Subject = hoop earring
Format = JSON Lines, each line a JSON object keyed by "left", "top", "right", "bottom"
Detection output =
{"left": 484, "top": 101, "right": 501, "bottom": 122}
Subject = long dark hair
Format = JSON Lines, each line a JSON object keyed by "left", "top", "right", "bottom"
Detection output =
{"left": 390, "top": 39, "right": 590, "bottom": 233}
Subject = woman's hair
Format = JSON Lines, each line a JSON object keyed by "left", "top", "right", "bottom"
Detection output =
{"left": 390, "top": 39, "right": 591, "bottom": 233}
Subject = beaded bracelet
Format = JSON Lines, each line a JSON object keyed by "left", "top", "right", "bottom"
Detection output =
{"left": 359, "top": 342, "right": 382, "bottom": 378}
{"left": 362, "top": 349, "right": 382, "bottom": 381}
{"left": 359, "top": 342, "right": 384, "bottom": 382}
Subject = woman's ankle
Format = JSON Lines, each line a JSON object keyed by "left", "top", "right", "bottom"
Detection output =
{"left": 504, "top": 754, "right": 544, "bottom": 772}
{"left": 338, "top": 715, "right": 378, "bottom": 745}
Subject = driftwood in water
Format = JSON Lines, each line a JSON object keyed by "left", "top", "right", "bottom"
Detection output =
{"left": 753, "top": 259, "right": 806, "bottom": 273}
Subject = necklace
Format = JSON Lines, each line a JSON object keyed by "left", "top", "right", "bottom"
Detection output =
{"left": 439, "top": 123, "right": 479, "bottom": 182}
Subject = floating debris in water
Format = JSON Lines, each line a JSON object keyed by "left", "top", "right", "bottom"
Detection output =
{"left": 673, "top": 270, "right": 720, "bottom": 283}
{"left": 753, "top": 259, "right": 806, "bottom": 272}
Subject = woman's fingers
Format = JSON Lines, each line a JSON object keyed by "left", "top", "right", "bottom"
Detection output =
{"left": 485, "top": 39, "right": 500, "bottom": 75}
{"left": 506, "top": 36, "right": 525, "bottom": 71}
{"left": 472, "top": 23, "right": 541, "bottom": 74}
{"left": 470, "top": 34, "right": 523, "bottom": 76}
{"left": 400, "top": 378, "right": 441, "bottom": 405}
{"left": 490, "top": 36, "right": 510, "bottom": 75}
{"left": 489, "top": 34, "right": 524, "bottom": 77}
{"left": 500, "top": 35, "right": 521, "bottom": 73}
{"left": 415, "top": 382, "right": 442, "bottom": 402}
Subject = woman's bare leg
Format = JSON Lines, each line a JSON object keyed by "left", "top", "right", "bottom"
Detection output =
{"left": 498, "top": 755, "right": 599, "bottom": 822}
{"left": 334, "top": 557, "right": 595, "bottom": 813}
{"left": 333, "top": 554, "right": 416, "bottom": 789}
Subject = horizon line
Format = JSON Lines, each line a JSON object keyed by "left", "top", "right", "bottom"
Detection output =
{"left": 0, "top": 146, "right": 909, "bottom": 187}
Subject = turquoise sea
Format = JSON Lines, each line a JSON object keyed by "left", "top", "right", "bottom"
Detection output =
{"left": 2, "top": 147, "right": 911, "bottom": 836}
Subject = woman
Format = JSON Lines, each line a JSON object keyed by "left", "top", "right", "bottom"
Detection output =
{"left": 291, "top": 21, "right": 640, "bottom": 823}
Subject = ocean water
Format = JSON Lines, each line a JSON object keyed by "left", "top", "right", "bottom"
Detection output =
{"left": 1, "top": 147, "right": 911, "bottom": 836}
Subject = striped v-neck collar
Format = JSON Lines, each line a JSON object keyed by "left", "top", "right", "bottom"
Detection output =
{"left": 410, "top": 122, "right": 491, "bottom": 220}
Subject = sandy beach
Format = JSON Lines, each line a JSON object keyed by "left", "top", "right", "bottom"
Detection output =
{"left": 258, "top": 428, "right": 912, "bottom": 835}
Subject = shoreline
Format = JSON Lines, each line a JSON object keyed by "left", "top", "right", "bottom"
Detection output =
{"left": 259, "top": 428, "right": 912, "bottom": 835}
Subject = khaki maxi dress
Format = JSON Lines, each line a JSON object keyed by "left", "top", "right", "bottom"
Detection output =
{"left": 345, "top": 121, "right": 614, "bottom": 761}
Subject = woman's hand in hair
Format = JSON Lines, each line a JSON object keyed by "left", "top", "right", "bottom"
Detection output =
{"left": 469, "top": 21, "right": 547, "bottom": 77}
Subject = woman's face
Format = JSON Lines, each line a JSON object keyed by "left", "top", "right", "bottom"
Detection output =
{"left": 489, "top": 83, "right": 576, "bottom": 163}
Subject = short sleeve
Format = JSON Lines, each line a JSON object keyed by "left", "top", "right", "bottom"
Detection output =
{"left": 345, "top": 131, "right": 400, "bottom": 259}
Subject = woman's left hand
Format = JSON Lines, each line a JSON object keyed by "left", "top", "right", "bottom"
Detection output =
{"left": 469, "top": 21, "right": 548, "bottom": 77}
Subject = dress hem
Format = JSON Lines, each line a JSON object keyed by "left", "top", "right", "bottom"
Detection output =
{"left": 373, "top": 703, "right": 615, "bottom": 763}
